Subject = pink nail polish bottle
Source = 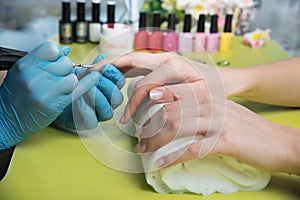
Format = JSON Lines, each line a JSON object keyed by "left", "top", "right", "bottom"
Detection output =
{"left": 162, "top": 13, "right": 178, "bottom": 52}
{"left": 134, "top": 12, "right": 148, "bottom": 50}
{"left": 148, "top": 11, "right": 163, "bottom": 51}
{"left": 194, "top": 14, "right": 206, "bottom": 52}
{"left": 206, "top": 14, "right": 220, "bottom": 52}
{"left": 178, "top": 14, "right": 194, "bottom": 53}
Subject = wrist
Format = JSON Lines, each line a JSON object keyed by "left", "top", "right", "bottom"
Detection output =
{"left": 219, "top": 67, "right": 256, "bottom": 98}
{"left": 0, "top": 107, "right": 20, "bottom": 151}
{"left": 285, "top": 128, "right": 300, "bottom": 175}
{"left": 0, "top": 118, "right": 13, "bottom": 151}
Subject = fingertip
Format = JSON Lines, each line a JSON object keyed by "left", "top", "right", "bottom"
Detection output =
{"left": 101, "top": 64, "right": 125, "bottom": 88}
{"left": 90, "top": 71, "right": 101, "bottom": 82}
{"left": 31, "top": 41, "right": 61, "bottom": 61}
{"left": 111, "top": 92, "right": 124, "bottom": 109}
{"left": 59, "top": 46, "right": 71, "bottom": 56}
{"left": 92, "top": 54, "right": 107, "bottom": 64}
{"left": 116, "top": 75, "right": 125, "bottom": 89}
{"left": 99, "top": 106, "right": 113, "bottom": 121}
{"left": 51, "top": 56, "right": 73, "bottom": 75}
{"left": 119, "top": 107, "right": 132, "bottom": 124}
{"left": 155, "top": 158, "right": 166, "bottom": 168}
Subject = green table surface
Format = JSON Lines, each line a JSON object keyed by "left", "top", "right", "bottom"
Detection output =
{"left": 0, "top": 36, "right": 300, "bottom": 200}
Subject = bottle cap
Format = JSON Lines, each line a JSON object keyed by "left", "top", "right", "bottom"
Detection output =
{"left": 210, "top": 14, "right": 218, "bottom": 33}
{"left": 183, "top": 14, "right": 191, "bottom": 32}
{"left": 92, "top": 0, "right": 100, "bottom": 22}
{"left": 61, "top": 0, "right": 71, "bottom": 22}
{"left": 224, "top": 14, "right": 233, "bottom": 32}
{"left": 197, "top": 14, "right": 205, "bottom": 33}
{"left": 107, "top": 1, "right": 115, "bottom": 24}
{"left": 167, "top": 13, "right": 176, "bottom": 31}
{"left": 139, "top": 12, "right": 147, "bottom": 28}
{"left": 77, "top": 0, "right": 85, "bottom": 22}
{"left": 152, "top": 11, "right": 161, "bottom": 28}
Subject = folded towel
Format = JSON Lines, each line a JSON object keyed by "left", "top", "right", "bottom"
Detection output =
{"left": 127, "top": 77, "right": 271, "bottom": 196}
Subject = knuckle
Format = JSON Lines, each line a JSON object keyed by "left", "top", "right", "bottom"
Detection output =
{"left": 187, "top": 143, "right": 200, "bottom": 156}
{"left": 169, "top": 118, "right": 181, "bottom": 132}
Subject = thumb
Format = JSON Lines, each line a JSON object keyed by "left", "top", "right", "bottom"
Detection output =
{"left": 30, "top": 41, "right": 70, "bottom": 62}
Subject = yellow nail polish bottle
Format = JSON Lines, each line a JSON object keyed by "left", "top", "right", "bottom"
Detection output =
{"left": 219, "top": 14, "right": 234, "bottom": 52}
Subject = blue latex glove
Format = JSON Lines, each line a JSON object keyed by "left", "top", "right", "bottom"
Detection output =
{"left": 0, "top": 42, "right": 101, "bottom": 151}
{"left": 52, "top": 54, "right": 125, "bottom": 132}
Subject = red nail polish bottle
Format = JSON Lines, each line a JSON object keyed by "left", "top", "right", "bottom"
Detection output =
{"left": 147, "top": 11, "right": 163, "bottom": 51}
{"left": 107, "top": 1, "right": 115, "bottom": 29}
{"left": 134, "top": 12, "right": 148, "bottom": 50}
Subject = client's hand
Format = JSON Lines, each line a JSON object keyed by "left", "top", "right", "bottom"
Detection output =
{"left": 92, "top": 52, "right": 220, "bottom": 123}
{"left": 134, "top": 81, "right": 300, "bottom": 175}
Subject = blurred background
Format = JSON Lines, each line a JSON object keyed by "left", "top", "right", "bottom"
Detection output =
{"left": 0, "top": 0, "right": 300, "bottom": 56}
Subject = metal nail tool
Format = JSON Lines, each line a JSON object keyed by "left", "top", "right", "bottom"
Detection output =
{"left": 0, "top": 46, "right": 93, "bottom": 71}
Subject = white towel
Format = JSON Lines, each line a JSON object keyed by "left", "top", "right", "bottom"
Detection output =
{"left": 126, "top": 77, "right": 271, "bottom": 196}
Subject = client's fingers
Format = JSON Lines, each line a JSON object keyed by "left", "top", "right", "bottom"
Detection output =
{"left": 135, "top": 117, "right": 210, "bottom": 154}
{"left": 91, "top": 52, "right": 161, "bottom": 75}
{"left": 121, "top": 67, "right": 199, "bottom": 123}
{"left": 155, "top": 141, "right": 203, "bottom": 168}
{"left": 154, "top": 138, "right": 221, "bottom": 168}
{"left": 136, "top": 102, "right": 204, "bottom": 139}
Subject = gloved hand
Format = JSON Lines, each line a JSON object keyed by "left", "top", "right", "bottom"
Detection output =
{"left": 52, "top": 54, "right": 125, "bottom": 132}
{"left": 0, "top": 42, "right": 101, "bottom": 151}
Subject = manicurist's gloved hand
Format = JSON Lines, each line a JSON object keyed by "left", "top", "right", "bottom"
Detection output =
{"left": 52, "top": 54, "right": 125, "bottom": 132}
{"left": 0, "top": 42, "right": 101, "bottom": 151}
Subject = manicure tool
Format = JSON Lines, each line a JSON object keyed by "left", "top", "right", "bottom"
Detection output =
{"left": 0, "top": 46, "right": 94, "bottom": 71}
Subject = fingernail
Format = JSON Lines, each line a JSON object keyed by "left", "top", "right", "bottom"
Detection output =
{"left": 150, "top": 89, "right": 164, "bottom": 101}
{"left": 119, "top": 113, "right": 128, "bottom": 124}
{"left": 119, "top": 108, "right": 130, "bottom": 124}
{"left": 155, "top": 158, "right": 165, "bottom": 168}
{"left": 134, "top": 143, "right": 146, "bottom": 153}
{"left": 135, "top": 129, "right": 142, "bottom": 137}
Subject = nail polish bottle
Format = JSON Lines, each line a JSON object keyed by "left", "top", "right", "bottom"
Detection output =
{"left": 206, "top": 14, "right": 219, "bottom": 52}
{"left": 147, "top": 11, "right": 163, "bottom": 51}
{"left": 219, "top": 14, "right": 234, "bottom": 52}
{"left": 59, "top": 0, "right": 73, "bottom": 44}
{"left": 134, "top": 12, "right": 148, "bottom": 50}
{"left": 107, "top": 1, "right": 116, "bottom": 29}
{"left": 178, "top": 14, "right": 193, "bottom": 53}
{"left": 75, "top": 0, "right": 88, "bottom": 43}
{"left": 88, "top": 0, "right": 101, "bottom": 43}
{"left": 193, "top": 14, "right": 206, "bottom": 52}
{"left": 162, "top": 12, "right": 178, "bottom": 52}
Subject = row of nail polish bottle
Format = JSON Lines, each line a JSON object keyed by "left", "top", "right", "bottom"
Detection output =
{"left": 134, "top": 12, "right": 234, "bottom": 53}
{"left": 59, "top": 0, "right": 117, "bottom": 44}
